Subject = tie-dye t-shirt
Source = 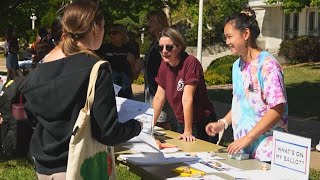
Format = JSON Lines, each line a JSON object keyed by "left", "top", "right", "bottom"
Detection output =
{"left": 231, "top": 51, "right": 288, "bottom": 161}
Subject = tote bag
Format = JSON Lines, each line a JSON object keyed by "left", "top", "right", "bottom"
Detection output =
{"left": 66, "top": 61, "right": 116, "bottom": 180}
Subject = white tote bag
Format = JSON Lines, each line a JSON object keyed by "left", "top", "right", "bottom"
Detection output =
{"left": 66, "top": 61, "right": 116, "bottom": 180}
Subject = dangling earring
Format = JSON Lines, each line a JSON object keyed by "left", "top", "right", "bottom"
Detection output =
{"left": 245, "top": 40, "right": 248, "bottom": 48}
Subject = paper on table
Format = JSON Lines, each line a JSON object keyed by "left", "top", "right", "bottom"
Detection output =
{"left": 122, "top": 143, "right": 160, "bottom": 153}
{"left": 160, "top": 147, "right": 180, "bottom": 153}
{"left": 113, "top": 84, "right": 121, "bottom": 96}
{"left": 116, "top": 97, "right": 153, "bottom": 134}
{"left": 186, "top": 159, "right": 241, "bottom": 173}
{"left": 167, "top": 174, "right": 226, "bottom": 180}
{"left": 124, "top": 131, "right": 160, "bottom": 153}
{"left": 226, "top": 170, "right": 290, "bottom": 180}
{"left": 119, "top": 153, "right": 199, "bottom": 165}
{"left": 116, "top": 97, "right": 151, "bottom": 122}
{"left": 195, "top": 152, "right": 224, "bottom": 160}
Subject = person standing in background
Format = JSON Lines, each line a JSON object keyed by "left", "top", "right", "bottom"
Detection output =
{"left": 31, "top": 27, "right": 49, "bottom": 60}
{"left": 4, "top": 28, "right": 19, "bottom": 81}
{"left": 96, "top": 24, "right": 136, "bottom": 98}
{"left": 144, "top": 10, "right": 176, "bottom": 130}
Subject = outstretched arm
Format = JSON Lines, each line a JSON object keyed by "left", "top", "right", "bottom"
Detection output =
{"left": 227, "top": 103, "right": 284, "bottom": 154}
{"left": 91, "top": 64, "right": 142, "bottom": 146}
{"left": 180, "top": 84, "right": 196, "bottom": 142}
{"left": 206, "top": 110, "right": 232, "bottom": 137}
{"left": 152, "top": 85, "right": 166, "bottom": 126}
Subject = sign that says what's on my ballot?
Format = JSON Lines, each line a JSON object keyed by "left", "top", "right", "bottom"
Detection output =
{"left": 272, "top": 130, "right": 311, "bottom": 180}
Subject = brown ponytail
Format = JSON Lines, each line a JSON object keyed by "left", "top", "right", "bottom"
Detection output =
{"left": 60, "top": 0, "right": 104, "bottom": 58}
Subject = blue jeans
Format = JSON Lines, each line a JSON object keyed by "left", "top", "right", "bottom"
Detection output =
{"left": 176, "top": 113, "right": 218, "bottom": 144}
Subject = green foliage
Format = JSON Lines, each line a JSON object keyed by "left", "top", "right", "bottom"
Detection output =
{"left": 0, "top": 0, "right": 250, "bottom": 47}
{"left": 266, "top": 0, "right": 320, "bottom": 13}
{"left": 139, "top": 38, "right": 152, "bottom": 55}
{"left": 311, "top": 168, "right": 320, "bottom": 180}
{"left": 278, "top": 36, "right": 320, "bottom": 64}
{"left": 204, "top": 71, "right": 230, "bottom": 86}
{"left": 171, "top": 0, "right": 247, "bottom": 46}
{"left": 204, "top": 55, "right": 237, "bottom": 86}
{"left": 133, "top": 74, "right": 145, "bottom": 85}
{"left": 117, "top": 165, "right": 140, "bottom": 180}
{"left": 0, "top": 158, "right": 36, "bottom": 180}
{"left": 25, "top": 29, "right": 38, "bottom": 44}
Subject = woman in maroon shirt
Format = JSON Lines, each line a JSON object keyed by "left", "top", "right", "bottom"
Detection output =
{"left": 153, "top": 27, "right": 218, "bottom": 143}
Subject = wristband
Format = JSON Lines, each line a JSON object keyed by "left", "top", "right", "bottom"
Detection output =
{"left": 218, "top": 118, "right": 228, "bottom": 130}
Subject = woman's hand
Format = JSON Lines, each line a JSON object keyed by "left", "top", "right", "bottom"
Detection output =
{"left": 178, "top": 131, "right": 196, "bottom": 142}
{"left": 227, "top": 135, "right": 254, "bottom": 154}
{"left": 205, "top": 122, "right": 224, "bottom": 136}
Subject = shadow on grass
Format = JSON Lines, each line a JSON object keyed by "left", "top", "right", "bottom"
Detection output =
{"left": 207, "top": 81, "right": 320, "bottom": 122}
{"left": 286, "top": 81, "right": 320, "bottom": 121}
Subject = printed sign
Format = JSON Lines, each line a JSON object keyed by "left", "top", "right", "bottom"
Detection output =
{"left": 272, "top": 130, "right": 311, "bottom": 180}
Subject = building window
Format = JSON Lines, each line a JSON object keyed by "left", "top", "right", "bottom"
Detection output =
{"left": 284, "top": 14, "right": 290, "bottom": 40}
{"left": 308, "top": 12, "right": 315, "bottom": 35}
{"left": 283, "top": 12, "right": 299, "bottom": 40}
{"left": 293, "top": 13, "right": 299, "bottom": 37}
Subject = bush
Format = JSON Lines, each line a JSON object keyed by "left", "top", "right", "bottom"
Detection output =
{"left": 204, "top": 55, "right": 237, "bottom": 85}
{"left": 133, "top": 73, "right": 144, "bottom": 85}
{"left": 278, "top": 36, "right": 320, "bottom": 64}
{"left": 204, "top": 71, "right": 230, "bottom": 85}
{"left": 139, "top": 38, "right": 152, "bottom": 55}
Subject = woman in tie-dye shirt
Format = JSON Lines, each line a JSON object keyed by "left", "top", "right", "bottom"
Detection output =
{"left": 205, "top": 8, "right": 288, "bottom": 162}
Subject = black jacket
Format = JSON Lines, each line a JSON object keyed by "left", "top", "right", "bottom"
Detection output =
{"left": 23, "top": 53, "right": 141, "bottom": 174}
{"left": 144, "top": 40, "right": 162, "bottom": 96}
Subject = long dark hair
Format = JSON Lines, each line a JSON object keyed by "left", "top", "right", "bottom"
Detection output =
{"left": 224, "top": 7, "right": 260, "bottom": 47}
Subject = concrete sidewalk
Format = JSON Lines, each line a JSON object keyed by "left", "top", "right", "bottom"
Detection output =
{"left": 131, "top": 84, "right": 320, "bottom": 170}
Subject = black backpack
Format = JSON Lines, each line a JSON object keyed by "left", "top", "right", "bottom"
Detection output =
{"left": 0, "top": 75, "right": 34, "bottom": 157}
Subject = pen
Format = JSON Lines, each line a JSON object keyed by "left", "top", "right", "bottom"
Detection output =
{"left": 199, "top": 160, "right": 222, "bottom": 171}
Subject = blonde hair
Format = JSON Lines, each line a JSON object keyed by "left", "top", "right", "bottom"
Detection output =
{"left": 160, "top": 27, "right": 187, "bottom": 52}
{"left": 60, "top": 0, "right": 104, "bottom": 57}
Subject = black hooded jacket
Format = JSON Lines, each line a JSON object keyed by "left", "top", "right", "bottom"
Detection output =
{"left": 22, "top": 53, "right": 141, "bottom": 174}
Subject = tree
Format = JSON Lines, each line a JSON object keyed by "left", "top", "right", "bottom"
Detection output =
{"left": 169, "top": 0, "right": 247, "bottom": 46}
{"left": 266, "top": 0, "right": 320, "bottom": 13}
{"left": 0, "top": 0, "right": 249, "bottom": 47}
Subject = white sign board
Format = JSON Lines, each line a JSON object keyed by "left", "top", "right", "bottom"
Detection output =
{"left": 272, "top": 130, "right": 311, "bottom": 180}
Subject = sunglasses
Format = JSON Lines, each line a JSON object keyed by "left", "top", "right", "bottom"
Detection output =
{"left": 157, "top": 44, "right": 177, "bottom": 52}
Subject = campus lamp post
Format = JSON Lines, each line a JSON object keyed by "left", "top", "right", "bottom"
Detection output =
{"left": 30, "top": 13, "right": 37, "bottom": 30}
{"left": 197, "top": 0, "right": 204, "bottom": 64}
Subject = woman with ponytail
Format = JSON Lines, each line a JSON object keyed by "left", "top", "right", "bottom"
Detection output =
{"left": 23, "top": 1, "right": 142, "bottom": 179}
{"left": 206, "top": 8, "right": 288, "bottom": 162}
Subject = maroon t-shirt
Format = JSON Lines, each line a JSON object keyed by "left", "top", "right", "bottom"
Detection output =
{"left": 155, "top": 53, "right": 215, "bottom": 123}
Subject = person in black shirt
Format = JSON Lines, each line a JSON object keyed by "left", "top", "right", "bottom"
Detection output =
{"left": 144, "top": 10, "right": 176, "bottom": 130}
{"left": 23, "top": 1, "right": 142, "bottom": 179}
{"left": 96, "top": 24, "right": 135, "bottom": 98}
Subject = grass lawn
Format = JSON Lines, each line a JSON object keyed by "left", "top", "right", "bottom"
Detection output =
{"left": 0, "top": 63, "right": 319, "bottom": 179}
